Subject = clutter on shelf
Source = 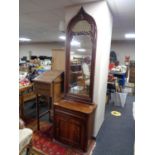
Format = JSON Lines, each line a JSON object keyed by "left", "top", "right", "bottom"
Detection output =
{"left": 110, "top": 65, "right": 127, "bottom": 73}
{"left": 19, "top": 77, "right": 30, "bottom": 87}
{"left": 19, "top": 55, "right": 53, "bottom": 92}
{"left": 19, "top": 55, "right": 53, "bottom": 82}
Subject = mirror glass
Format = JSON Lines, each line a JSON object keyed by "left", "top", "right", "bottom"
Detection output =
{"left": 68, "top": 20, "right": 92, "bottom": 97}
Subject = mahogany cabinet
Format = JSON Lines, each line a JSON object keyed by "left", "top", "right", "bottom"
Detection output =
{"left": 53, "top": 7, "right": 97, "bottom": 152}
{"left": 53, "top": 100, "right": 96, "bottom": 152}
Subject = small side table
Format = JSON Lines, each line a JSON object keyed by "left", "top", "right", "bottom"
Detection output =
{"left": 33, "top": 70, "right": 63, "bottom": 130}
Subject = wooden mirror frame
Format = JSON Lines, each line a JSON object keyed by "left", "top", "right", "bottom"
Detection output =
{"left": 64, "top": 7, "right": 97, "bottom": 104}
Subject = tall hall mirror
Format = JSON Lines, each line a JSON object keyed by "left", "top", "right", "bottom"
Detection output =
{"left": 65, "top": 7, "right": 97, "bottom": 103}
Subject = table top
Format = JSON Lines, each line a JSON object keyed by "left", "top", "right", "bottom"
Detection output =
{"left": 33, "top": 70, "right": 63, "bottom": 84}
{"left": 19, "top": 83, "right": 33, "bottom": 93}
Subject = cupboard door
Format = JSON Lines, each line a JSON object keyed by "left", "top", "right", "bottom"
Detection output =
{"left": 54, "top": 113, "right": 85, "bottom": 149}
{"left": 55, "top": 114, "right": 69, "bottom": 141}
{"left": 68, "top": 118, "right": 84, "bottom": 147}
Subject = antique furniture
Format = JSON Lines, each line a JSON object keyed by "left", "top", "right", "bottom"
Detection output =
{"left": 19, "top": 83, "right": 36, "bottom": 119}
{"left": 33, "top": 70, "right": 64, "bottom": 130}
{"left": 54, "top": 100, "right": 96, "bottom": 151}
{"left": 65, "top": 7, "right": 97, "bottom": 103}
{"left": 53, "top": 7, "right": 97, "bottom": 152}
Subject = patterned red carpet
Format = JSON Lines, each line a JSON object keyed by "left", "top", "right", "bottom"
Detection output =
{"left": 29, "top": 121, "right": 95, "bottom": 155}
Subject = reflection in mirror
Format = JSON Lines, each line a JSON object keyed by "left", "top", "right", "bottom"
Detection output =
{"left": 69, "top": 20, "right": 92, "bottom": 97}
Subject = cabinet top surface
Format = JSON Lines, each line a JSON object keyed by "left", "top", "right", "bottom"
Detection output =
{"left": 54, "top": 100, "right": 96, "bottom": 114}
{"left": 33, "top": 70, "right": 63, "bottom": 84}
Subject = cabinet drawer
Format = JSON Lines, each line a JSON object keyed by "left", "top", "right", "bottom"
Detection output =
{"left": 54, "top": 107, "right": 87, "bottom": 120}
{"left": 34, "top": 82, "right": 52, "bottom": 96}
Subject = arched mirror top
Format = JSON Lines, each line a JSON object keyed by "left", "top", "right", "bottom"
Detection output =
{"left": 65, "top": 7, "right": 97, "bottom": 104}
{"left": 72, "top": 20, "right": 91, "bottom": 33}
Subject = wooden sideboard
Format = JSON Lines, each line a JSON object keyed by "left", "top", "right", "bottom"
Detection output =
{"left": 53, "top": 100, "right": 96, "bottom": 152}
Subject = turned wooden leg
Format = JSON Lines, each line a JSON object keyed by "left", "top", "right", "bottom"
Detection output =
{"left": 49, "top": 97, "right": 52, "bottom": 122}
{"left": 20, "top": 93, "right": 25, "bottom": 119}
{"left": 36, "top": 94, "right": 40, "bottom": 130}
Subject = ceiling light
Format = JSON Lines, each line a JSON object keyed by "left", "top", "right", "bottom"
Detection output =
{"left": 77, "top": 48, "right": 86, "bottom": 52}
{"left": 71, "top": 51, "right": 75, "bottom": 54}
{"left": 19, "top": 37, "right": 31, "bottom": 42}
{"left": 59, "top": 35, "right": 66, "bottom": 40}
{"left": 125, "top": 33, "right": 135, "bottom": 39}
{"left": 71, "top": 40, "right": 81, "bottom": 46}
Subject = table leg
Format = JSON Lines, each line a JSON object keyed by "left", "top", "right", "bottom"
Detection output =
{"left": 20, "top": 93, "right": 25, "bottom": 119}
{"left": 48, "top": 97, "right": 52, "bottom": 122}
{"left": 36, "top": 94, "right": 40, "bottom": 130}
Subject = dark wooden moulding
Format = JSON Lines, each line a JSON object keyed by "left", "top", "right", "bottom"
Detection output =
{"left": 64, "top": 7, "right": 97, "bottom": 104}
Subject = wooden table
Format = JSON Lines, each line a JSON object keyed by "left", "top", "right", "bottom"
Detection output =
{"left": 19, "top": 83, "right": 34, "bottom": 119}
{"left": 33, "top": 70, "right": 64, "bottom": 130}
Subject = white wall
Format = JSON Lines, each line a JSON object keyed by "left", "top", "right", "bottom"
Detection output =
{"left": 19, "top": 41, "right": 134, "bottom": 64}
{"left": 19, "top": 42, "right": 64, "bottom": 59}
{"left": 111, "top": 40, "right": 135, "bottom": 64}
{"left": 65, "top": 1, "right": 113, "bottom": 137}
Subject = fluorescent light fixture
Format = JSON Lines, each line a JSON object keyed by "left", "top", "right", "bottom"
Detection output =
{"left": 71, "top": 40, "right": 81, "bottom": 46}
{"left": 59, "top": 35, "right": 66, "bottom": 40}
{"left": 19, "top": 37, "right": 31, "bottom": 42}
{"left": 77, "top": 48, "right": 86, "bottom": 52}
{"left": 125, "top": 33, "right": 135, "bottom": 39}
{"left": 71, "top": 51, "right": 75, "bottom": 54}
